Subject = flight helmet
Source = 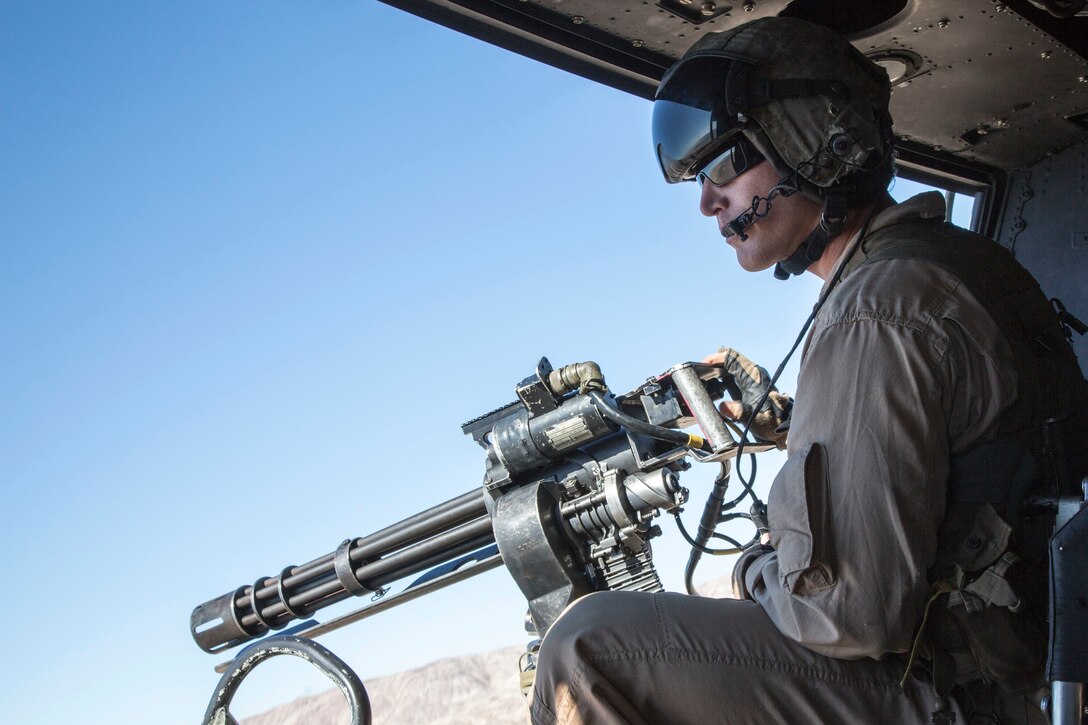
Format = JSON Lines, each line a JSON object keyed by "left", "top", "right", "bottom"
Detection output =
{"left": 652, "top": 17, "right": 895, "bottom": 277}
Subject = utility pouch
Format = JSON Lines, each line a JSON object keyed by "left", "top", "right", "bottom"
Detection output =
{"left": 925, "top": 504, "right": 1046, "bottom": 694}
{"left": 766, "top": 442, "right": 836, "bottom": 595}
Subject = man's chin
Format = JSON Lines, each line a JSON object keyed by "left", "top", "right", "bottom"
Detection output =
{"left": 732, "top": 249, "right": 775, "bottom": 273}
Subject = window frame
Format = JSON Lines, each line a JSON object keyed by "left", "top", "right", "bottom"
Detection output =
{"left": 892, "top": 142, "right": 1006, "bottom": 236}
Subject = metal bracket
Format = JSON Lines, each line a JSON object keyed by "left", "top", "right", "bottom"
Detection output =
{"left": 202, "top": 636, "right": 371, "bottom": 725}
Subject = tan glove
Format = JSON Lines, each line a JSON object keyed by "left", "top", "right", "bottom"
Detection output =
{"left": 703, "top": 347, "right": 792, "bottom": 450}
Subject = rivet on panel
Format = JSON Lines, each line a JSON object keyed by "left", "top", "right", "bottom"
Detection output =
{"left": 938, "top": 18, "right": 950, "bottom": 28}
{"left": 571, "top": 15, "right": 585, "bottom": 24}
{"left": 744, "top": 1, "right": 755, "bottom": 10}
{"left": 632, "top": 39, "right": 644, "bottom": 48}
{"left": 1040, "top": 50, "right": 1053, "bottom": 59}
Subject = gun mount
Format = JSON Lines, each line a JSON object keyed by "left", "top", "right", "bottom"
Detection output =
{"left": 191, "top": 356, "right": 771, "bottom": 658}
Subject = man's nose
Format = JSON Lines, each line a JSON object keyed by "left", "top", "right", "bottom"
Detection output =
{"left": 698, "top": 180, "right": 727, "bottom": 218}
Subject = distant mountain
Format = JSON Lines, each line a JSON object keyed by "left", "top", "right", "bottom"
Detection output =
{"left": 240, "top": 645, "right": 527, "bottom": 725}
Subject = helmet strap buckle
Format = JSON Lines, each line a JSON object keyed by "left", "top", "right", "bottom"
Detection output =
{"left": 773, "top": 193, "right": 848, "bottom": 280}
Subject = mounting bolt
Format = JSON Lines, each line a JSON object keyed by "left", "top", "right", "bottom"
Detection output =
{"left": 994, "top": 118, "right": 1009, "bottom": 128}
{"left": 1040, "top": 50, "right": 1053, "bottom": 59}
{"left": 571, "top": 15, "right": 585, "bottom": 24}
{"left": 994, "top": 3, "right": 1006, "bottom": 11}
{"left": 632, "top": 39, "right": 644, "bottom": 48}
{"left": 679, "top": 0, "right": 693, "bottom": 4}
{"left": 938, "top": 18, "right": 949, "bottom": 28}
{"left": 744, "top": 2, "right": 755, "bottom": 10}
{"left": 701, "top": 2, "right": 717, "bottom": 15}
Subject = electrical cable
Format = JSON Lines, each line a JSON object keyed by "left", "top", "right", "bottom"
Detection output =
{"left": 711, "top": 531, "right": 750, "bottom": 548}
{"left": 588, "top": 391, "right": 712, "bottom": 451}
{"left": 679, "top": 197, "right": 885, "bottom": 582}
{"left": 729, "top": 198, "right": 883, "bottom": 500}
{"left": 673, "top": 511, "right": 741, "bottom": 556}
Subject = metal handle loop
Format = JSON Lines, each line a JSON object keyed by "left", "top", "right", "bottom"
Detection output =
{"left": 201, "top": 635, "right": 371, "bottom": 725}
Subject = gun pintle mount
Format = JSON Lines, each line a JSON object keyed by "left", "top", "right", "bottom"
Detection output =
{"left": 191, "top": 357, "right": 772, "bottom": 713}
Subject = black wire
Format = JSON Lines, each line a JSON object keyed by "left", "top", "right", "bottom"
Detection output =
{"left": 730, "top": 198, "right": 883, "bottom": 503}
{"left": 718, "top": 418, "right": 760, "bottom": 502}
{"left": 588, "top": 391, "right": 711, "bottom": 451}
{"left": 673, "top": 511, "right": 740, "bottom": 556}
{"left": 678, "top": 158, "right": 888, "bottom": 579}
{"left": 710, "top": 532, "right": 748, "bottom": 550}
{"left": 674, "top": 512, "right": 751, "bottom": 556}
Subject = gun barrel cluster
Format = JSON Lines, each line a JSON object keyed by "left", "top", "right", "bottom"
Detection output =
{"left": 190, "top": 488, "right": 490, "bottom": 654}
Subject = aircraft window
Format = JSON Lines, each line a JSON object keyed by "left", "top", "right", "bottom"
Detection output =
{"left": 889, "top": 176, "right": 978, "bottom": 231}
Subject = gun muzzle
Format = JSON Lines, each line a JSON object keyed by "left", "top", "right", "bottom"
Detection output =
{"left": 191, "top": 488, "right": 490, "bottom": 654}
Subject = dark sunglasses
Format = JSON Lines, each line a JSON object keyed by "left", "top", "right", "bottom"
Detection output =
{"left": 696, "top": 134, "right": 765, "bottom": 187}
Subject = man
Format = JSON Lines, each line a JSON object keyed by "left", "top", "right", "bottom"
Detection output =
{"left": 529, "top": 17, "right": 1087, "bottom": 725}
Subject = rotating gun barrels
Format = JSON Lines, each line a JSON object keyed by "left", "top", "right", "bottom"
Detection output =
{"left": 190, "top": 489, "right": 490, "bottom": 654}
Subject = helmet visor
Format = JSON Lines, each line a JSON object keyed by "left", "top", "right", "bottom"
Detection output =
{"left": 653, "top": 100, "right": 712, "bottom": 183}
{"left": 652, "top": 53, "right": 748, "bottom": 184}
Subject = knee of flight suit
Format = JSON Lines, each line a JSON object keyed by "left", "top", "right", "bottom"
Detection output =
{"left": 536, "top": 591, "right": 659, "bottom": 680}
{"left": 532, "top": 591, "right": 661, "bottom": 724}
{"left": 538, "top": 591, "right": 611, "bottom": 667}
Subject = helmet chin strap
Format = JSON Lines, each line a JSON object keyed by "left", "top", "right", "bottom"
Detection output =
{"left": 773, "top": 194, "right": 848, "bottom": 280}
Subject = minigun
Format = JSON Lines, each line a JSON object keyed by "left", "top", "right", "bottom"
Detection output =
{"left": 191, "top": 357, "right": 774, "bottom": 723}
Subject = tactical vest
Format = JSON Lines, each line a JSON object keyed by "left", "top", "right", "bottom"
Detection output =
{"left": 843, "top": 216, "right": 1088, "bottom": 701}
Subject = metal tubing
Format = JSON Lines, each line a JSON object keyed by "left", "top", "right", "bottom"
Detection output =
{"left": 352, "top": 517, "right": 495, "bottom": 582}
{"left": 214, "top": 548, "right": 505, "bottom": 673}
{"left": 1050, "top": 681, "right": 1084, "bottom": 725}
{"left": 202, "top": 636, "right": 371, "bottom": 725}
{"left": 235, "top": 516, "right": 495, "bottom": 633}
{"left": 671, "top": 364, "right": 733, "bottom": 452}
{"left": 287, "top": 547, "right": 503, "bottom": 643}
{"left": 274, "top": 489, "right": 484, "bottom": 589}
{"left": 193, "top": 490, "right": 492, "bottom": 652}
{"left": 295, "top": 521, "right": 496, "bottom": 610}
{"left": 346, "top": 489, "right": 488, "bottom": 564}
{"left": 241, "top": 489, "right": 486, "bottom": 609}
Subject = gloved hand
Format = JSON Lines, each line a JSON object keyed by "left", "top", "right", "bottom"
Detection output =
{"left": 702, "top": 347, "right": 792, "bottom": 450}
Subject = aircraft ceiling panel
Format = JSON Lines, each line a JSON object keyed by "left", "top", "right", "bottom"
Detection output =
{"left": 380, "top": 0, "right": 1088, "bottom": 171}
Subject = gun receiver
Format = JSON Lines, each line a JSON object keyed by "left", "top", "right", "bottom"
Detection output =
{"left": 191, "top": 357, "right": 767, "bottom": 655}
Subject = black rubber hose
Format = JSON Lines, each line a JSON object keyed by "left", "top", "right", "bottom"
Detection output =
{"left": 684, "top": 480, "right": 728, "bottom": 594}
{"left": 683, "top": 463, "right": 733, "bottom": 594}
{"left": 588, "top": 391, "right": 711, "bottom": 451}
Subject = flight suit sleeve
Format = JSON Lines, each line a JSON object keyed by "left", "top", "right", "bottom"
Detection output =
{"left": 743, "top": 310, "right": 952, "bottom": 660}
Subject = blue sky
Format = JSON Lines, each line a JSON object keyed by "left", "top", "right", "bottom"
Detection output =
{"left": 0, "top": 3, "right": 971, "bottom": 722}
